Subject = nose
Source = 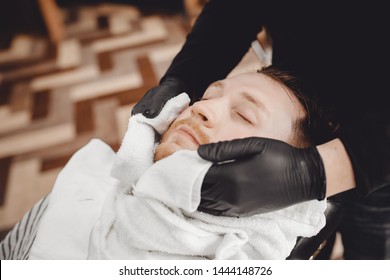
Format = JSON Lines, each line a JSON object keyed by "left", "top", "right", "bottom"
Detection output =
{"left": 190, "top": 100, "right": 216, "bottom": 128}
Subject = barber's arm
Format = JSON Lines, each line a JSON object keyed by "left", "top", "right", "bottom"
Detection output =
{"left": 320, "top": 111, "right": 390, "bottom": 197}
{"left": 336, "top": 112, "right": 390, "bottom": 195}
{"left": 316, "top": 138, "right": 355, "bottom": 197}
{"left": 197, "top": 112, "right": 390, "bottom": 216}
{"left": 132, "top": 0, "right": 265, "bottom": 117}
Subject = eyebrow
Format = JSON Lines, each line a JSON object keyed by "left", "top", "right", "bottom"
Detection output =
{"left": 239, "top": 91, "right": 268, "bottom": 114}
{"left": 208, "top": 80, "right": 268, "bottom": 114}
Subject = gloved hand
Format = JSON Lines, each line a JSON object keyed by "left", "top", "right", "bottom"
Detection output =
{"left": 197, "top": 137, "right": 327, "bottom": 216}
{"left": 132, "top": 76, "right": 189, "bottom": 118}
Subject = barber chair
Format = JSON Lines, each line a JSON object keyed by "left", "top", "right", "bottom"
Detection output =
{"left": 287, "top": 198, "right": 344, "bottom": 259}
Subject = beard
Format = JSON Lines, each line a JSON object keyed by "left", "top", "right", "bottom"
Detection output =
{"left": 154, "top": 118, "right": 210, "bottom": 162}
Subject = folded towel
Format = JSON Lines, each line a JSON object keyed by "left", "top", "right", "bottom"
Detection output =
{"left": 88, "top": 93, "right": 327, "bottom": 260}
{"left": 110, "top": 93, "right": 191, "bottom": 189}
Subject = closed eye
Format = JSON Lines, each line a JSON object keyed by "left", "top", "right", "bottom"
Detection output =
{"left": 237, "top": 112, "right": 252, "bottom": 124}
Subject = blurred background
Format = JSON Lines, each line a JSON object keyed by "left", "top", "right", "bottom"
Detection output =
{"left": 0, "top": 0, "right": 266, "bottom": 240}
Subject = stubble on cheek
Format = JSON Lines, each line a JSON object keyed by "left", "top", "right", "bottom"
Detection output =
{"left": 154, "top": 142, "right": 179, "bottom": 162}
{"left": 153, "top": 118, "right": 210, "bottom": 162}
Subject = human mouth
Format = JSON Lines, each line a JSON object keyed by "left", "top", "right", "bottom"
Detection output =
{"left": 176, "top": 126, "right": 200, "bottom": 146}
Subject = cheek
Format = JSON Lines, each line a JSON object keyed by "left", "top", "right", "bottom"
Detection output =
{"left": 175, "top": 106, "right": 191, "bottom": 121}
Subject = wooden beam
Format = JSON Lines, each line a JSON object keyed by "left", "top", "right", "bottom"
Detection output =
{"left": 37, "top": 0, "right": 65, "bottom": 44}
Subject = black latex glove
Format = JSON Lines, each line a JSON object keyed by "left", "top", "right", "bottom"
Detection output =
{"left": 131, "top": 76, "right": 189, "bottom": 118}
{"left": 197, "top": 137, "right": 327, "bottom": 217}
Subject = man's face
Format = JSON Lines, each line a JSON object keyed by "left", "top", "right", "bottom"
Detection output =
{"left": 154, "top": 72, "right": 305, "bottom": 161}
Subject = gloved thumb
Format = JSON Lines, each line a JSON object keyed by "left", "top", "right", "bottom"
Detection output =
{"left": 198, "top": 137, "right": 270, "bottom": 162}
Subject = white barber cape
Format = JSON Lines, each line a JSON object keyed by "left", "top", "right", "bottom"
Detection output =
{"left": 29, "top": 94, "right": 326, "bottom": 260}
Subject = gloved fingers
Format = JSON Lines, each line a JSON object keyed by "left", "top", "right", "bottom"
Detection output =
{"left": 142, "top": 90, "right": 177, "bottom": 118}
{"left": 145, "top": 92, "right": 190, "bottom": 135}
{"left": 131, "top": 88, "right": 179, "bottom": 118}
{"left": 131, "top": 88, "right": 156, "bottom": 117}
{"left": 201, "top": 164, "right": 227, "bottom": 195}
{"left": 201, "top": 162, "right": 242, "bottom": 204}
{"left": 131, "top": 97, "right": 148, "bottom": 116}
{"left": 198, "top": 137, "right": 271, "bottom": 162}
{"left": 142, "top": 104, "right": 162, "bottom": 119}
{"left": 132, "top": 76, "right": 190, "bottom": 118}
{"left": 197, "top": 198, "right": 231, "bottom": 216}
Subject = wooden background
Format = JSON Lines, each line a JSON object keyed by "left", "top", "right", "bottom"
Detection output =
{"left": 0, "top": 1, "right": 263, "bottom": 239}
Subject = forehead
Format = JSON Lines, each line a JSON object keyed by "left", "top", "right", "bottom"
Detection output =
{"left": 225, "top": 72, "right": 287, "bottom": 95}
{"left": 222, "top": 72, "right": 305, "bottom": 118}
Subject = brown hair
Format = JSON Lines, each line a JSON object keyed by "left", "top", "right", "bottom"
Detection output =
{"left": 258, "top": 65, "right": 337, "bottom": 147}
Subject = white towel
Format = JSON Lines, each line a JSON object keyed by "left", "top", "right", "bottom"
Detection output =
{"left": 29, "top": 139, "right": 117, "bottom": 259}
{"left": 88, "top": 93, "right": 327, "bottom": 260}
{"left": 110, "top": 93, "right": 191, "bottom": 189}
